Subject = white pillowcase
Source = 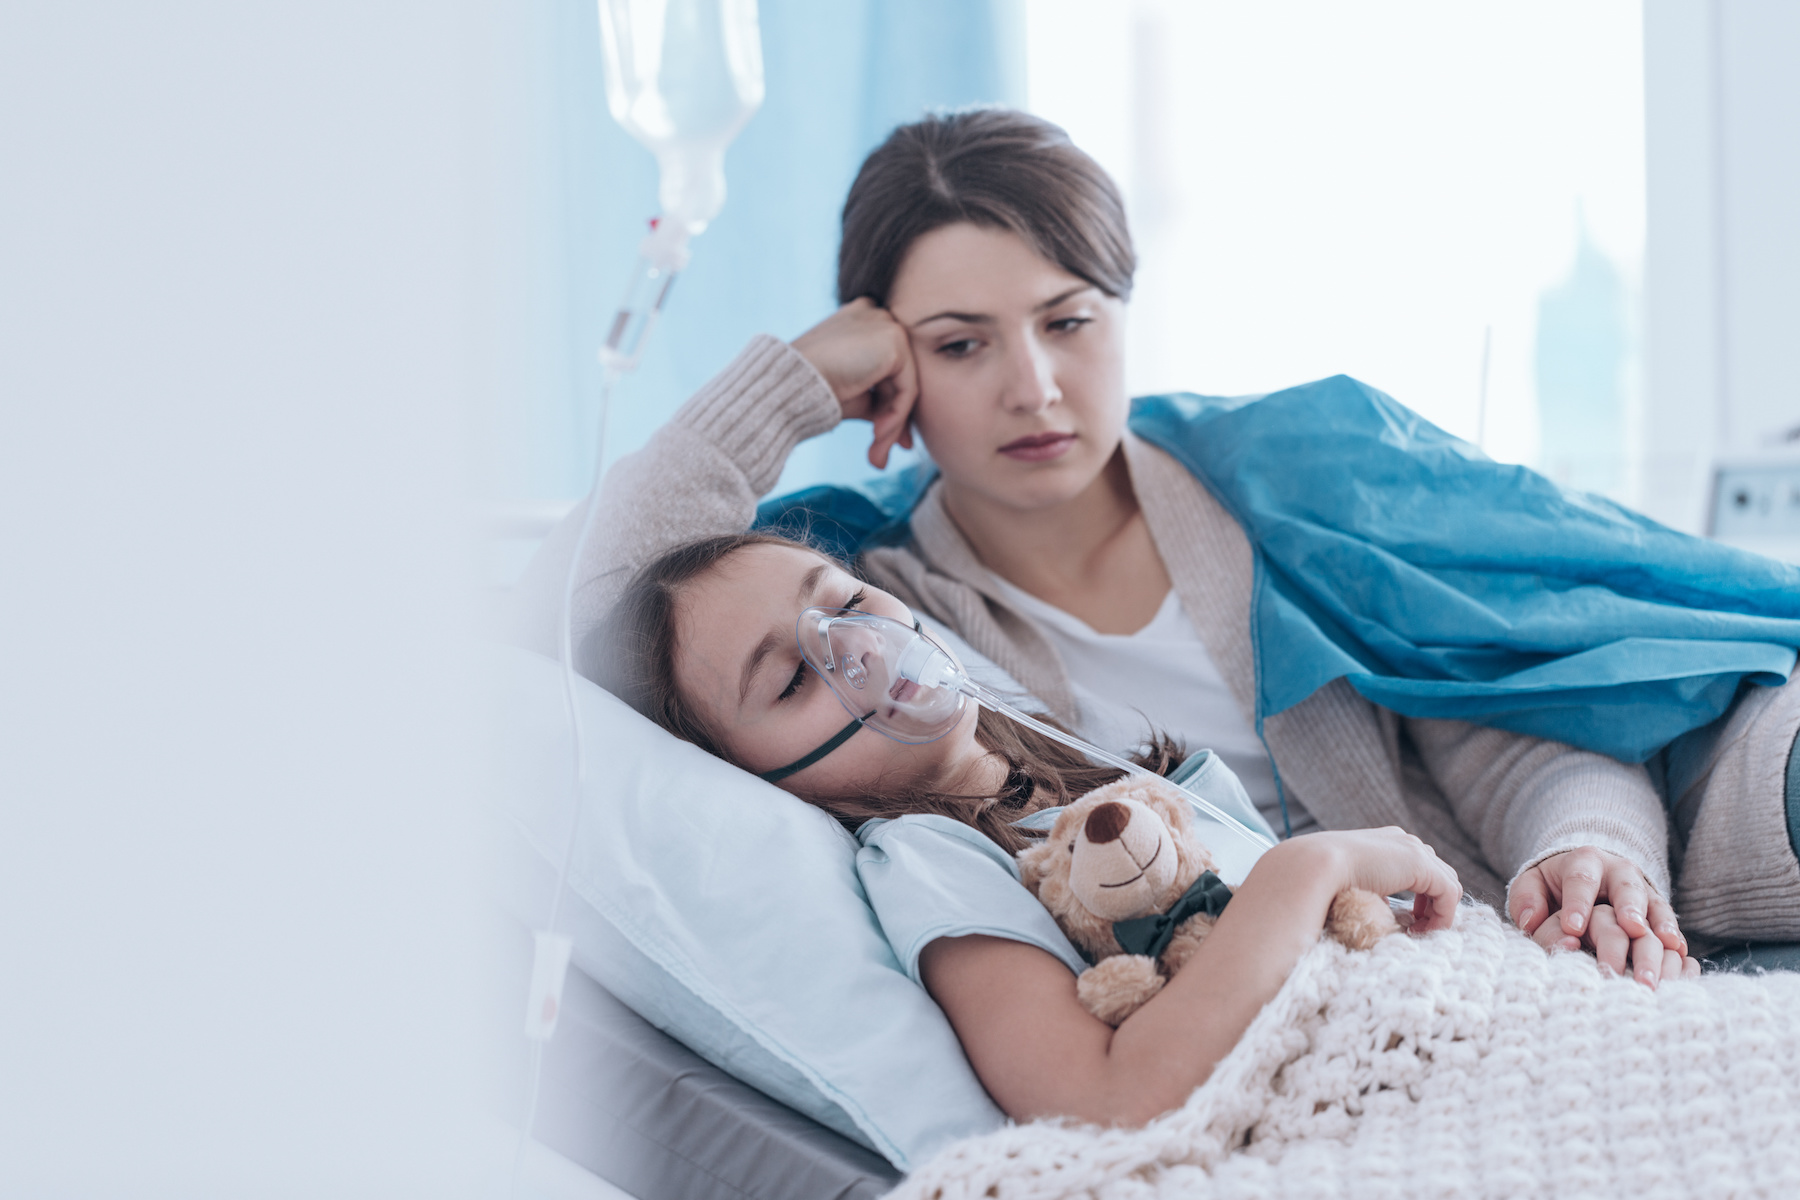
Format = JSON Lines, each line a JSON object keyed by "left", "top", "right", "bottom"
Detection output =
{"left": 486, "top": 643, "right": 1008, "bottom": 1171}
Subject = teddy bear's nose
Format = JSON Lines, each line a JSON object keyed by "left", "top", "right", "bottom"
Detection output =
{"left": 1083, "top": 800, "right": 1130, "bottom": 845}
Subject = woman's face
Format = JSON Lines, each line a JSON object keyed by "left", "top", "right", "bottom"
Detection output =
{"left": 887, "top": 223, "right": 1128, "bottom": 514}
{"left": 669, "top": 543, "right": 988, "bottom": 799}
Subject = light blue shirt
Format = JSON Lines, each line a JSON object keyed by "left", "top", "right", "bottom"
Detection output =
{"left": 854, "top": 751, "right": 1275, "bottom": 984}
{"left": 855, "top": 814, "right": 1089, "bottom": 986}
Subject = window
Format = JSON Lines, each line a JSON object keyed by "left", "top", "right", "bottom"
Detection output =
{"left": 1026, "top": 0, "right": 1645, "bottom": 499}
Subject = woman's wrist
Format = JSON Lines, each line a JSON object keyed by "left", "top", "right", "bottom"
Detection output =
{"left": 672, "top": 336, "right": 841, "bottom": 482}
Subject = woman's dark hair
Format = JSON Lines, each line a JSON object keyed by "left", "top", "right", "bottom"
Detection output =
{"left": 586, "top": 532, "right": 1181, "bottom": 855}
{"left": 837, "top": 108, "right": 1136, "bottom": 309}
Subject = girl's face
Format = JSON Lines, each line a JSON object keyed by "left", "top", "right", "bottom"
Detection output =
{"left": 887, "top": 223, "right": 1129, "bottom": 515}
{"left": 669, "top": 543, "right": 989, "bottom": 798}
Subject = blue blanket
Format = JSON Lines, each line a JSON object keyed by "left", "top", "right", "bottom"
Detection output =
{"left": 756, "top": 376, "right": 1800, "bottom": 762}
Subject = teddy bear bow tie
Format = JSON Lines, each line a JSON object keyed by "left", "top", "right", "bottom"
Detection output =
{"left": 1111, "top": 870, "right": 1235, "bottom": 959}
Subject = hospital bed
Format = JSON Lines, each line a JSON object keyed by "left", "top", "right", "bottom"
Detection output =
{"left": 509, "top": 928, "right": 900, "bottom": 1200}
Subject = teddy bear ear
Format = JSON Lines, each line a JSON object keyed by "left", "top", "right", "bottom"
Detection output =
{"left": 1043, "top": 803, "right": 1087, "bottom": 845}
{"left": 1140, "top": 781, "right": 1195, "bottom": 834}
{"left": 1060, "top": 790, "right": 1102, "bottom": 818}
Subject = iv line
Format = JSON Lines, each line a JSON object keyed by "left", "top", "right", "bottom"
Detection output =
{"left": 509, "top": 357, "right": 619, "bottom": 1198}
{"left": 515, "top": 230, "right": 680, "bottom": 1190}
{"left": 512, "top": 221, "right": 690, "bottom": 1198}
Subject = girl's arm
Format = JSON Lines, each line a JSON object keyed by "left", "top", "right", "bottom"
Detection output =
{"left": 919, "top": 829, "right": 1460, "bottom": 1127}
{"left": 509, "top": 302, "right": 915, "bottom": 656}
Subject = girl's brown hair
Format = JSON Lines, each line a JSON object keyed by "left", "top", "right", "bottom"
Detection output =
{"left": 584, "top": 533, "right": 1180, "bottom": 855}
{"left": 837, "top": 108, "right": 1136, "bottom": 309}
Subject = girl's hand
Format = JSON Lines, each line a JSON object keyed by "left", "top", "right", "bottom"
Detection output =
{"left": 1312, "top": 827, "right": 1463, "bottom": 935}
{"left": 791, "top": 298, "right": 919, "bottom": 469}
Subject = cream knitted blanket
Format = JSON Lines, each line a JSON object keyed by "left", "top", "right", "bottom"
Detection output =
{"left": 895, "top": 906, "right": 1800, "bottom": 1200}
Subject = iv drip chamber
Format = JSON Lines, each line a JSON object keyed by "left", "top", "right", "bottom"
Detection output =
{"left": 597, "top": 0, "right": 765, "bottom": 245}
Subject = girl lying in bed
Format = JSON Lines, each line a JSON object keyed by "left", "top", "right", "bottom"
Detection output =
{"left": 587, "top": 526, "right": 1480, "bottom": 1126}
{"left": 582, "top": 542, "right": 1800, "bottom": 1200}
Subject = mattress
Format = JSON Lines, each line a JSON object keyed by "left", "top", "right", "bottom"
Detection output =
{"left": 528, "top": 960, "right": 901, "bottom": 1200}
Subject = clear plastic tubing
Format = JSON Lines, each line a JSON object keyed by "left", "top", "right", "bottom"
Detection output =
{"left": 513, "top": 3, "right": 764, "bottom": 1193}
{"left": 973, "top": 681, "right": 1276, "bottom": 853}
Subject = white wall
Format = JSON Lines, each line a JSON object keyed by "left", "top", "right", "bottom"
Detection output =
{"left": 1026, "top": 0, "right": 1646, "bottom": 481}
{"left": 1643, "top": 0, "right": 1800, "bottom": 533}
{"left": 1, "top": 5, "right": 496, "bottom": 1195}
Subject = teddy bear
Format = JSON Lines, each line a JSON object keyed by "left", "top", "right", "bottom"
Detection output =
{"left": 1016, "top": 774, "right": 1400, "bottom": 1026}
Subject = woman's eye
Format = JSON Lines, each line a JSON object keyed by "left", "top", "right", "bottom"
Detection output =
{"left": 1048, "top": 316, "right": 1092, "bottom": 334}
{"left": 936, "top": 337, "right": 980, "bottom": 358}
{"left": 777, "top": 663, "right": 807, "bottom": 701}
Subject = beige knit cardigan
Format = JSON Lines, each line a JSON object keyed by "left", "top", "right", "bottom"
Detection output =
{"left": 514, "top": 335, "right": 1672, "bottom": 906}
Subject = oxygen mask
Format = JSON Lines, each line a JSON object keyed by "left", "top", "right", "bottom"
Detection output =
{"left": 796, "top": 607, "right": 969, "bottom": 744}
{"left": 773, "top": 606, "right": 1278, "bottom": 864}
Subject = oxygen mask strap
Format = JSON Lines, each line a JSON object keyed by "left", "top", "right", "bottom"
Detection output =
{"left": 758, "top": 714, "right": 870, "bottom": 783}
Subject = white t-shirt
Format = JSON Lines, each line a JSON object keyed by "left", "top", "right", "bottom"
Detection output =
{"left": 987, "top": 578, "right": 1317, "bottom": 838}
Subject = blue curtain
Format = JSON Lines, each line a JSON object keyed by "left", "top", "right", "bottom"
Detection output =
{"left": 484, "top": 0, "right": 1025, "bottom": 503}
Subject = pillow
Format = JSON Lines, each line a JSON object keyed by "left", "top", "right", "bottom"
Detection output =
{"left": 485, "top": 639, "right": 1011, "bottom": 1172}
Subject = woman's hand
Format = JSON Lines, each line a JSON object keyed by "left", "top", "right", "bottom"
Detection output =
{"left": 791, "top": 298, "right": 919, "bottom": 469}
{"left": 1509, "top": 847, "right": 1688, "bottom": 987}
{"left": 1308, "top": 827, "right": 1463, "bottom": 935}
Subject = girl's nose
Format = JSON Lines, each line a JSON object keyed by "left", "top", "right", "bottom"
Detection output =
{"left": 825, "top": 624, "right": 889, "bottom": 690}
{"left": 1001, "top": 332, "right": 1061, "bottom": 414}
{"left": 838, "top": 652, "right": 869, "bottom": 689}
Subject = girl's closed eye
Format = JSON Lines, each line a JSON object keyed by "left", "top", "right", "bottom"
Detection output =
{"left": 1048, "top": 315, "right": 1092, "bottom": 334}
{"left": 777, "top": 661, "right": 807, "bottom": 702}
{"left": 776, "top": 590, "right": 865, "bottom": 702}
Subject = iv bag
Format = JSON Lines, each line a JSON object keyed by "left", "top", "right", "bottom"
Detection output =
{"left": 597, "top": 0, "right": 765, "bottom": 234}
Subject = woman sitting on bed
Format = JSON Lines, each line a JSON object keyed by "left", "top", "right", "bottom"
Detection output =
{"left": 518, "top": 109, "right": 1800, "bottom": 1007}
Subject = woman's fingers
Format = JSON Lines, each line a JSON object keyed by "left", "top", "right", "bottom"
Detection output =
{"left": 1552, "top": 849, "right": 1606, "bottom": 941}
{"left": 791, "top": 299, "right": 914, "bottom": 426}
{"left": 1507, "top": 867, "right": 1553, "bottom": 937}
{"left": 1646, "top": 893, "right": 1686, "bottom": 955}
{"left": 866, "top": 333, "right": 919, "bottom": 470}
{"left": 1603, "top": 866, "right": 1651, "bottom": 941}
{"left": 1682, "top": 954, "right": 1702, "bottom": 981}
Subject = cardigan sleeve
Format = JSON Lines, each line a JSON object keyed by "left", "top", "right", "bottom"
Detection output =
{"left": 1404, "top": 716, "right": 1672, "bottom": 899}
{"left": 507, "top": 335, "right": 841, "bottom": 658}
